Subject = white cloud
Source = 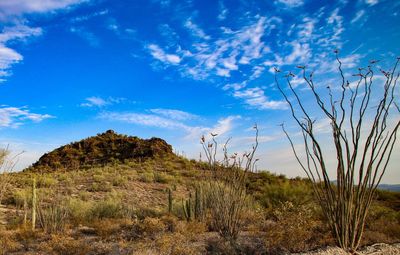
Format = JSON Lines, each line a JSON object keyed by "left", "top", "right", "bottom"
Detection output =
{"left": 217, "top": 1, "right": 228, "bottom": 21}
{"left": 339, "top": 54, "right": 361, "bottom": 69}
{"left": 0, "top": 25, "right": 42, "bottom": 80}
{"left": 0, "top": 106, "right": 53, "bottom": 128}
{"left": 185, "top": 115, "right": 241, "bottom": 140}
{"left": 275, "top": 0, "right": 304, "bottom": 8}
{"left": 351, "top": 10, "right": 365, "bottom": 23}
{"left": 150, "top": 108, "right": 198, "bottom": 121}
{"left": 0, "top": 0, "right": 86, "bottom": 18}
{"left": 222, "top": 83, "right": 245, "bottom": 91}
{"left": 71, "top": 9, "right": 109, "bottom": 23}
{"left": 148, "top": 44, "right": 181, "bottom": 65}
{"left": 100, "top": 110, "right": 240, "bottom": 140}
{"left": 233, "top": 87, "right": 287, "bottom": 110}
{"left": 184, "top": 18, "right": 211, "bottom": 40}
{"left": 80, "top": 96, "right": 125, "bottom": 107}
{"left": 285, "top": 42, "right": 311, "bottom": 64}
{"left": 100, "top": 112, "right": 188, "bottom": 130}
{"left": 175, "top": 16, "right": 274, "bottom": 80}
{"left": 0, "top": 0, "right": 86, "bottom": 81}
{"left": 365, "top": 0, "right": 378, "bottom": 6}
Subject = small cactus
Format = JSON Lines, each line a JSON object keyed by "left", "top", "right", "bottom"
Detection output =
{"left": 182, "top": 192, "right": 193, "bottom": 221}
{"left": 167, "top": 188, "right": 173, "bottom": 214}
{"left": 194, "top": 186, "right": 203, "bottom": 220}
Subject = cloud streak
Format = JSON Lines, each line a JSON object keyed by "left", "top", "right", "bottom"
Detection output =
{"left": 99, "top": 110, "right": 240, "bottom": 140}
{"left": 0, "top": 106, "right": 53, "bottom": 128}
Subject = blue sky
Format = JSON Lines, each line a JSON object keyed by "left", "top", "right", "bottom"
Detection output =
{"left": 0, "top": 0, "right": 399, "bottom": 183}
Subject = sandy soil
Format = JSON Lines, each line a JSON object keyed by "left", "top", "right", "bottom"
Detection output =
{"left": 294, "top": 243, "right": 400, "bottom": 255}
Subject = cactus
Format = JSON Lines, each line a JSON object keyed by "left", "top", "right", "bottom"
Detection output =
{"left": 182, "top": 192, "right": 192, "bottom": 221}
{"left": 182, "top": 187, "right": 206, "bottom": 221}
{"left": 167, "top": 188, "right": 173, "bottom": 214}
{"left": 194, "top": 186, "right": 202, "bottom": 220}
{"left": 23, "top": 198, "right": 28, "bottom": 226}
{"left": 31, "top": 177, "right": 37, "bottom": 231}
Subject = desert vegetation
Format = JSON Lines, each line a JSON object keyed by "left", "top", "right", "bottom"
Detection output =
{"left": 0, "top": 132, "right": 398, "bottom": 254}
{"left": 276, "top": 54, "right": 400, "bottom": 253}
{"left": 0, "top": 57, "right": 399, "bottom": 255}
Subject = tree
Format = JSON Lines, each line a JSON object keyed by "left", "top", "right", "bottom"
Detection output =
{"left": 275, "top": 53, "right": 400, "bottom": 252}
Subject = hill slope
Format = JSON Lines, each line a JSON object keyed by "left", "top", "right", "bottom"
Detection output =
{"left": 26, "top": 130, "right": 174, "bottom": 172}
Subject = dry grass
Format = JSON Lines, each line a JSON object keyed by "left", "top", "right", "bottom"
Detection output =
{"left": 0, "top": 158, "right": 398, "bottom": 255}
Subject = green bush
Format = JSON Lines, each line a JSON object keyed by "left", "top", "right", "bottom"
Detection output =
{"left": 139, "top": 172, "right": 154, "bottom": 183}
{"left": 89, "top": 199, "right": 124, "bottom": 219}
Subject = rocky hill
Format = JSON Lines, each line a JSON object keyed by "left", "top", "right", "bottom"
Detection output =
{"left": 26, "top": 130, "right": 174, "bottom": 172}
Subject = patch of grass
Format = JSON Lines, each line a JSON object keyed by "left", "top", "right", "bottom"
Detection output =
{"left": 139, "top": 171, "right": 154, "bottom": 183}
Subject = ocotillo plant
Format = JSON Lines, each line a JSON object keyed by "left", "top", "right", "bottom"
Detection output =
{"left": 31, "top": 177, "right": 37, "bottom": 231}
{"left": 275, "top": 54, "right": 400, "bottom": 252}
{"left": 0, "top": 148, "right": 15, "bottom": 207}
{"left": 200, "top": 126, "right": 259, "bottom": 243}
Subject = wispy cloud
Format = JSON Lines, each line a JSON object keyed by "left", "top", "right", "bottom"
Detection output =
{"left": 100, "top": 111, "right": 187, "bottom": 129}
{"left": 274, "top": 0, "right": 304, "bottom": 8}
{"left": 147, "top": 44, "right": 181, "bottom": 65}
{"left": 233, "top": 87, "right": 287, "bottom": 110}
{"left": 70, "top": 27, "right": 100, "bottom": 47}
{"left": 71, "top": 9, "right": 108, "bottom": 23}
{"left": 351, "top": 10, "right": 365, "bottom": 23}
{"left": 0, "top": 106, "right": 53, "bottom": 128}
{"left": 217, "top": 1, "right": 228, "bottom": 21}
{"left": 149, "top": 108, "right": 198, "bottom": 121}
{"left": 99, "top": 110, "right": 240, "bottom": 139}
{"left": 0, "top": 25, "right": 42, "bottom": 81}
{"left": 0, "top": 0, "right": 87, "bottom": 18}
{"left": 80, "top": 96, "right": 125, "bottom": 108}
{"left": 184, "top": 18, "right": 211, "bottom": 40}
{"left": 0, "top": 0, "right": 87, "bottom": 81}
{"left": 365, "top": 0, "right": 378, "bottom": 6}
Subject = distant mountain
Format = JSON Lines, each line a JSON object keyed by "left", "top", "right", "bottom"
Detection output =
{"left": 378, "top": 184, "right": 400, "bottom": 192}
{"left": 330, "top": 180, "right": 400, "bottom": 192}
{"left": 26, "top": 130, "right": 174, "bottom": 173}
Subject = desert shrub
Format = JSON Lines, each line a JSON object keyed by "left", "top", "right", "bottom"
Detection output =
{"left": 264, "top": 201, "right": 331, "bottom": 253}
{"left": 37, "top": 175, "right": 57, "bottom": 188}
{"left": 37, "top": 200, "right": 69, "bottom": 234}
{"left": 89, "top": 198, "right": 124, "bottom": 219}
{"left": 199, "top": 128, "right": 258, "bottom": 244}
{"left": 12, "top": 189, "right": 31, "bottom": 208}
{"left": 39, "top": 235, "right": 91, "bottom": 255}
{"left": 88, "top": 182, "right": 112, "bottom": 192}
{"left": 259, "top": 181, "right": 313, "bottom": 210}
{"left": 67, "top": 198, "right": 93, "bottom": 223}
{"left": 362, "top": 204, "right": 400, "bottom": 245}
{"left": 139, "top": 171, "right": 154, "bottom": 183}
{"left": 0, "top": 149, "right": 13, "bottom": 206}
{"left": 91, "top": 218, "right": 131, "bottom": 238}
{"left": 135, "top": 207, "right": 163, "bottom": 220}
{"left": 112, "top": 175, "right": 128, "bottom": 187}
{"left": 154, "top": 172, "right": 173, "bottom": 184}
{"left": 155, "top": 232, "right": 204, "bottom": 255}
{"left": 0, "top": 230, "right": 22, "bottom": 254}
{"left": 131, "top": 217, "right": 166, "bottom": 239}
{"left": 159, "top": 215, "right": 178, "bottom": 233}
{"left": 204, "top": 181, "right": 250, "bottom": 242}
